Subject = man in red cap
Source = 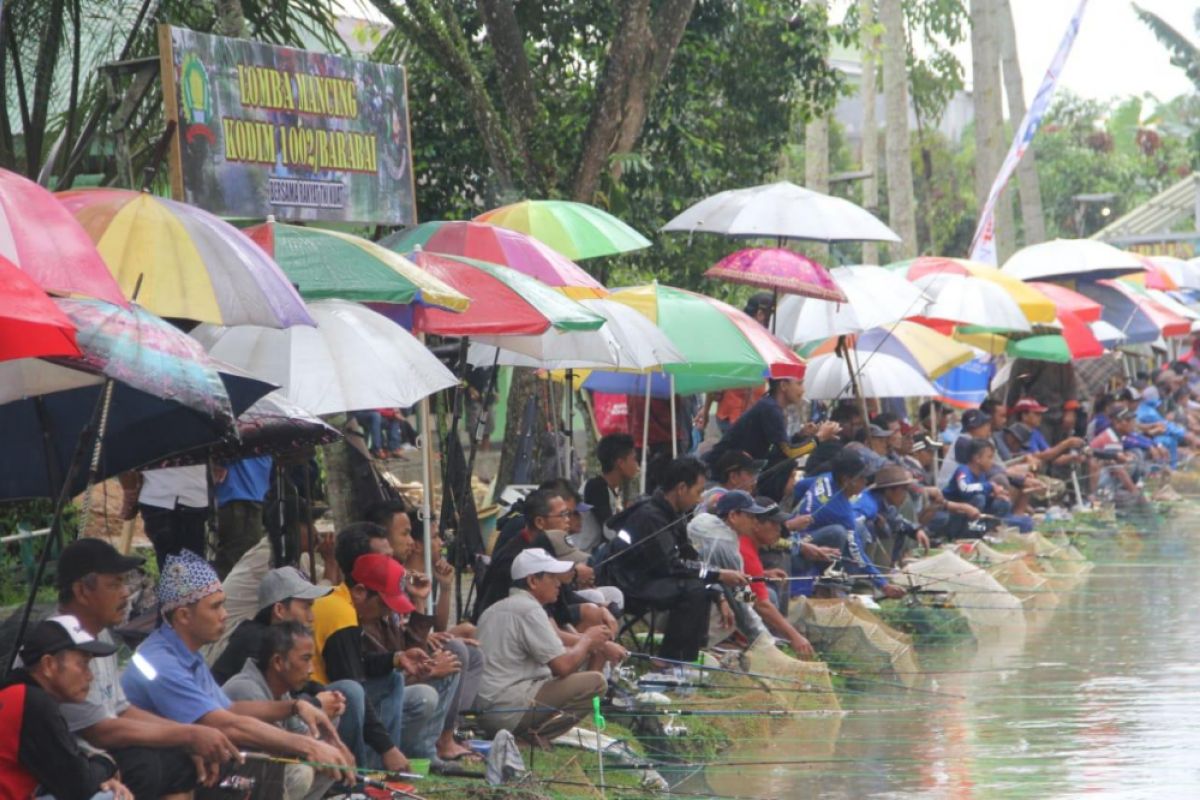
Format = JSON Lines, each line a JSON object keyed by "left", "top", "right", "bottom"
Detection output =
{"left": 1011, "top": 397, "right": 1087, "bottom": 468}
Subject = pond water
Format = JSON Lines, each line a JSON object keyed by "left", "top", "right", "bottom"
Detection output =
{"left": 679, "top": 518, "right": 1200, "bottom": 800}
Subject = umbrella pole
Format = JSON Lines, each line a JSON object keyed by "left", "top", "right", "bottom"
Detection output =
{"left": 669, "top": 374, "right": 677, "bottom": 459}
{"left": 640, "top": 375, "right": 652, "bottom": 495}
{"left": 930, "top": 399, "right": 940, "bottom": 477}
{"left": 838, "top": 336, "right": 871, "bottom": 426}
{"left": 460, "top": 349, "right": 501, "bottom": 618}
{"left": 418, "top": 334, "right": 435, "bottom": 613}
{"left": 566, "top": 369, "right": 574, "bottom": 481}
{"left": 305, "top": 465, "right": 317, "bottom": 581}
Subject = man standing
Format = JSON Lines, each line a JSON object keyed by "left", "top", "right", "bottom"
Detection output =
{"left": 55, "top": 539, "right": 238, "bottom": 797}
{"left": 214, "top": 455, "right": 273, "bottom": 578}
{"left": 1, "top": 616, "right": 133, "bottom": 800}
{"left": 476, "top": 549, "right": 609, "bottom": 742}
{"left": 137, "top": 465, "right": 209, "bottom": 572}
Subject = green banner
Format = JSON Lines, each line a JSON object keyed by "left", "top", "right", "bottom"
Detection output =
{"left": 159, "top": 25, "right": 416, "bottom": 225}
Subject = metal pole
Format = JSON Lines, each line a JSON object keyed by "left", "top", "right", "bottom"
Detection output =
{"left": 930, "top": 399, "right": 940, "bottom": 477}
{"left": 669, "top": 374, "right": 677, "bottom": 459}
{"left": 417, "top": 334, "right": 435, "bottom": 610}
{"left": 566, "top": 368, "right": 574, "bottom": 480}
{"left": 640, "top": 375, "right": 652, "bottom": 495}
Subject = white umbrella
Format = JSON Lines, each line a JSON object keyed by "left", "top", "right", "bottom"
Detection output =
{"left": 1145, "top": 287, "right": 1200, "bottom": 321}
{"left": 466, "top": 298, "right": 685, "bottom": 370}
{"left": 191, "top": 299, "right": 457, "bottom": 415}
{"left": 1091, "top": 319, "right": 1126, "bottom": 347}
{"left": 661, "top": 180, "right": 901, "bottom": 243}
{"left": 913, "top": 274, "right": 1031, "bottom": 331}
{"left": 804, "top": 351, "right": 936, "bottom": 400}
{"left": 1151, "top": 255, "right": 1200, "bottom": 290}
{"left": 1000, "top": 238, "right": 1145, "bottom": 282}
{"left": 775, "top": 265, "right": 929, "bottom": 343}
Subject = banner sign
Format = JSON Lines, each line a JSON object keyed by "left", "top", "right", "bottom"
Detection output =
{"left": 968, "top": 0, "right": 1088, "bottom": 264}
{"left": 158, "top": 25, "right": 416, "bottom": 225}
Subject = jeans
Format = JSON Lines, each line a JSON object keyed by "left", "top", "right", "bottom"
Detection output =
{"left": 789, "top": 524, "right": 850, "bottom": 597}
{"left": 354, "top": 411, "right": 385, "bottom": 452}
{"left": 215, "top": 500, "right": 264, "bottom": 579}
{"left": 441, "top": 638, "right": 484, "bottom": 731}
{"left": 363, "top": 671, "right": 448, "bottom": 763}
{"left": 328, "top": 679, "right": 367, "bottom": 764}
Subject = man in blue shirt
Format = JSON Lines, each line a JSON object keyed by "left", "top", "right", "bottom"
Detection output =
{"left": 121, "top": 550, "right": 355, "bottom": 786}
{"left": 1011, "top": 398, "right": 1085, "bottom": 470}
{"left": 215, "top": 455, "right": 273, "bottom": 578}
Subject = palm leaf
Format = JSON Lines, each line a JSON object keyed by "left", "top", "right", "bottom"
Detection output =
{"left": 1134, "top": 3, "right": 1200, "bottom": 92}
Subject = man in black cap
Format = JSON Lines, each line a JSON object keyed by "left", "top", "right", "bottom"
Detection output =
{"left": 0, "top": 615, "right": 133, "bottom": 800}
{"left": 701, "top": 450, "right": 766, "bottom": 511}
{"left": 56, "top": 538, "right": 239, "bottom": 797}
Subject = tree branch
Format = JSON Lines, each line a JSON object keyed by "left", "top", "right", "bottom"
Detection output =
{"left": 476, "top": 0, "right": 543, "bottom": 189}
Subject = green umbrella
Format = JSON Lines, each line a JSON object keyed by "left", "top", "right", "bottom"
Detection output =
{"left": 474, "top": 200, "right": 651, "bottom": 260}
{"left": 245, "top": 219, "right": 469, "bottom": 311}
{"left": 1006, "top": 334, "right": 1071, "bottom": 363}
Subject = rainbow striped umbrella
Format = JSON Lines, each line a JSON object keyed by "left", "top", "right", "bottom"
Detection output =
{"left": 474, "top": 200, "right": 650, "bottom": 260}
{"left": 56, "top": 189, "right": 312, "bottom": 328}
{"left": 245, "top": 219, "right": 468, "bottom": 310}
{"left": 886, "top": 257, "right": 1056, "bottom": 324}
{"left": 381, "top": 220, "right": 606, "bottom": 299}
{"left": 0, "top": 168, "right": 125, "bottom": 305}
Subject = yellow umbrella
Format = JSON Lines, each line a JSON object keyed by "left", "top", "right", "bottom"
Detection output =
{"left": 853, "top": 320, "right": 975, "bottom": 379}
{"left": 888, "top": 257, "right": 1056, "bottom": 324}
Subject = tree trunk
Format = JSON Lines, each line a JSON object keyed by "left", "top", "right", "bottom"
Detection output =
{"left": 859, "top": 0, "right": 880, "bottom": 264}
{"left": 879, "top": 0, "right": 917, "bottom": 259}
{"left": 971, "top": 0, "right": 1015, "bottom": 261}
{"left": 996, "top": 0, "right": 1046, "bottom": 247}
{"left": 477, "top": 0, "right": 542, "bottom": 188}
{"left": 805, "top": 0, "right": 830, "bottom": 196}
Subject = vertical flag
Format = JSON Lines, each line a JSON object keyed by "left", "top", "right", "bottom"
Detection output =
{"left": 969, "top": 0, "right": 1090, "bottom": 264}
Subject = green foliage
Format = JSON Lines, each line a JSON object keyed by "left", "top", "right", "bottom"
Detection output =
{"left": 0, "top": 500, "right": 77, "bottom": 606}
{"left": 1134, "top": 4, "right": 1200, "bottom": 92}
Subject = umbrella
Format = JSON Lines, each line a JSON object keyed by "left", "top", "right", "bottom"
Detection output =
{"left": 1130, "top": 256, "right": 1180, "bottom": 290}
{"left": 1090, "top": 319, "right": 1127, "bottom": 347}
{"left": 383, "top": 251, "right": 605, "bottom": 336}
{"left": 1006, "top": 313, "right": 1105, "bottom": 363}
{"left": 913, "top": 273, "right": 1031, "bottom": 332}
{"left": 474, "top": 200, "right": 651, "bottom": 260}
{"left": 803, "top": 351, "right": 935, "bottom": 400}
{"left": 56, "top": 188, "right": 313, "bottom": 328}
{"left": 1100, "top": 279, "right": 1191, "bottom": 338}
{"left": 0, "top": 257, "right": 80, "bottom": 362}
{"left": 466, "top": 298, "right": 685, "bottom": 371}
{"left": 704, "top": 247, "right": 846, "bottom": 301}
{"left": 934, "top": 353, "right": 996, "bottom": 408}
{"left": 0, "top": 299, "right": 274, "bottom": 499}
{"left": 1067, "top": 282, "right": 1164, "bottom": 344}
{"left": 245, "top": 219, "right": 469, "bottom": 310}
{"left": 380, "top": 220, "right": 607, "bottom": 299}
{"left": 775, "top": 265, "right": 929, "bottom": 343}
{"left": 1026, "top": 282, "right": 1102, "bottom": 322}
{"left": 855, "top": 321, "right": 975, "bottom": 379}
{"left": 0, "top": 168, "right": 126, "bottom": 305}
{"left": 661, "top": 180, "right": 900, "bottom": 243}
{"left": 888, "top": 256, "right": 1056, "bottom": 324}
{"left": 191, "top": 299, "right": 459, "bottom": 416}
{"left": 1000, "top": 238, "right": 1145, "bottom": 282}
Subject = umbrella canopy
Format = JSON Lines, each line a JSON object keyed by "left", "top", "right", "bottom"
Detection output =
{"left": 855, "top": 321, "right": 975, "bottom": 379}
{"left": 934, "top": 354, "right": 995, "bottom": 408}
{"left": 474, "top": 200, "right": 651, "bottom": 260}
{"left": 467, "top": 298, "right": 685, "bottom": 371}
{"left": 1100, "top": 279, "right": 1191, "bottom": 339}
{"left": 1145, "top": 255, "right": 1200, "bottom": 290}
{"left": 1091, "top": 319, "right": 1127, "bottom": 347}
{"left": 1129, "top": 256, "right": 1180, "bottom": 290}
{"left": 585, "top": 283, "right": 805, "bottom": 396}
{"left": 1066, "top": 282, "right": 1163, "bottom": 344}
{"left": 1000, "top": 238, "right": 1145, "bottom": 282}
{"left": 0, "top": 300, "right": 274, "bottom": 499}
{"left": 888, "top": 257, "right": 1056, "bottom": 324}
{"left": 0, "top": 168, "right": 126, "bottom": 305}
{"left": 380, "top": 220, "right": 606, "bottom": 299}
{"left": 803, "top": 351, "right": 935, "bottom": 400}
{"left": 192, "top": 300, "right": 459, "bottom": 416}
{"left": 56, "top": 188, "right": 313, "bottom": 328}
{"left": 386, "top": 252, "right": 605, "bottom": 336}
{"left": 661, "top": 180, "right": 900, "bottom": 243}
{"left": 775, "top": 265, "right": 929, "bottom": 343}
{"left": 704, "top": 247, "right": 846, "bottom": 301}
{"left": 245, "top": 219, "right": 469, "bottom": 310}
{"left": 0, "top": 257, "right": 80, "bottom": 362}
{"left": 1026, "top": 281, "right": 1102, "bottom": 323}
{"left": 913, "top": 273, "right": 1031, "bottom": 332}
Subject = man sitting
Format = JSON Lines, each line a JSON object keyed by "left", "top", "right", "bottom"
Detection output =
{"left": 223, "top": 623, "right": 339, "bottom": 800}
{"left": 943, "top": 439, "right": 1030, "bottom": 535}
{"left": 700, "top": 450, "right": 765, "bottom": 512}
{"left": 55, "top": 539, "right": 238, "bottom": 797}
{"left": 475, "top": 549, "right": 610, "bottom": 742}
{"left": 854, "top": 465, "right": 931, "bottom": 568}
{"left": 603, "top": 457, "right": 748, "bottom": 662}
{"left": 120, "top": 550, "right": 354, "bottom": 788}
{"left": 580, "top": 433, "right": 640, "bottom": 551}
{"left": 1089, "top": 407, "right": 1150, "bottom": 506}
{"left": 1, "top": 616, "right": 133, "bottom": 800}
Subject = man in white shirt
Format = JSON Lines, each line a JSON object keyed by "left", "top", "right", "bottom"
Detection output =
{"left": 138, "top": 465, "right": 210, "bottom": 572}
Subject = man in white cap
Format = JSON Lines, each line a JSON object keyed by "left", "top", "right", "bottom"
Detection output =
{"left": 475, "top": 548, "right": 610, "bottom": 742}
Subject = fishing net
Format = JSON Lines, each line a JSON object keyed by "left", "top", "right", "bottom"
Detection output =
{"left": 900, "top": 549, "right": 1026, "bottom": 637}
{"left": 993, "top": 529, "right": 1092, "bottom": 592}
{"left": 789, "top": 597, "right": 920, "bottom": 688}
{"left": 741, "top": 636, "right": 841, "bottom": 713}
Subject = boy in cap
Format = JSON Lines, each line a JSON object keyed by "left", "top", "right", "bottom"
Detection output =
{"left": 55, "top": 538, "right": 238, "bottom": 797}
{"left": 854, "top": 465, "right": 931, "bottom": 568}
{"left": 1, "top": 615, "right": 133, "bottom": 800}
{"left": 121, "top": 550, "right": 355, "bottom": 786}
{"left": 701, "top": 450, "right": 766, "bottom": 512}
{"left": 475, "top": 548, "right": 610, "bottom": 742}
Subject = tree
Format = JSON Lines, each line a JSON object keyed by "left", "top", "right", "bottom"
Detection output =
{"left": 805, "top": 0, "right": 832, "bottom": 197}
{"left": 859, "top": 0, "right": 880, "bottom": 264}
{"left": 996, "top": 0, "right": 1045, "bottom": 245}
{"left": 880, "top": 0, "right": 917, "bottom": 258}
{"left": 969, "top": 0, "right": 1015, "bottom": 260}
{"left": 1135, "top": 5, "right": 1200, "bottom": 91}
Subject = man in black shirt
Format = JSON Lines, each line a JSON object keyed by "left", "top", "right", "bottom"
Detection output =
{"left": 580, "top": 433, "right": 639, "bottom": 549}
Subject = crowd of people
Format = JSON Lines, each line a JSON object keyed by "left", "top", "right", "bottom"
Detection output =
{"left": 5, "top": 304, "right": 1200, "bottom": 799}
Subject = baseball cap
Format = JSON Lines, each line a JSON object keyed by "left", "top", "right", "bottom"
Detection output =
{"left": 1005, "top": 422, "right": 1034, "bottom": 446}
{"left": 867, "top": 423, "right": 891, "bottom": 438}
{"left": 753, "top": 495, "right": 790, "bottom": 523}
{"left": 257, "top": 566, "right": 332, "bottom": 614}
{"left": 56, "top": 538, "right": 144, "bottom": 592}
{"left": 351, "top": 554, "right": 416, "bottom": 615}
{"left": 19, "top": 614, "right": 118, "bottom": 663}
{"left": 511, "top": 548, "right": 576, "bottom": 581}
{"left": 1063, "top": 399, "right": 1081, "bottom": 411}
{"left": 911, "top": 434, "right": 947, "bottom": 453}
{"left": 873, "top": 464, "right": 916, "bottom": 489}
{"left": 961, "top": 409, "right": 989, "bottom": 431}
{"left": 716, "top": 489, "right": 774, "bottom": 517}
{"left": 713, "top": 450, "right": 767, "bottom": 481}
{"left": 1011, "top": 397, "right": 1048, "bottom": 414}
{"left": 1113, "top": 407, "right": 1135, "bottom": 421}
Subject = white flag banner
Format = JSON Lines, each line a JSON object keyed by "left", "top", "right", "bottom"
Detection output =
{"left": 969, "top": 0, "right": 1090, "bottom": 265}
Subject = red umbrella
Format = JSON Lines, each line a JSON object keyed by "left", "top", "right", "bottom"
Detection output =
{"left": 0, "top": 256, "right": 81, "bottom": 361}
{"left": 1056, "top": 310, "right": 1105, "bottom": 359}
{"left": 0, "top": 168, "right": 126, "bottom": 305}
{"left": 1027, "top": 282, "right": 1102, "bottom": 323}
{"left": 1100, "top": 279, "right": 1191, "bottom": 338}
{"left": 704, "top": 247, "right": 846, "bottom": 301}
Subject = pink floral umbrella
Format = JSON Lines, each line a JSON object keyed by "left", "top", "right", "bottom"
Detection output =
{"left": 704, "top": 247, "right": 847, "bottom": 302}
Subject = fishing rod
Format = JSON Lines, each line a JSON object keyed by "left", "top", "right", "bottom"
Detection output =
{"left": 237, "top": 751, "right": 425, "bottom": 784}
{"left": 625, "top": 652, "right": 814, "bottom": 685}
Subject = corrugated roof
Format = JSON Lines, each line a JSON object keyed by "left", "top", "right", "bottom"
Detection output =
{"left": 1092, "top": 173, "right": 1200, "bottom": 242}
